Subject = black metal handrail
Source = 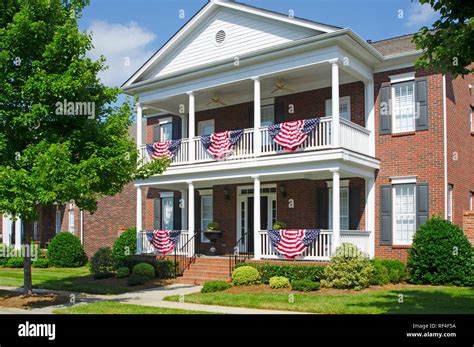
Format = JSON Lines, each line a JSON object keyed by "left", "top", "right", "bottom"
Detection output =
{"left": 173, "top": 232, "right": 198, "bottom": 278}
{"left": 228, "top": 232, "right": 252, "bottom": 276}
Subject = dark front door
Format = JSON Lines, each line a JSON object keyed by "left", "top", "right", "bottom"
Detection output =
{"left": 247, "top": 196, "right": 269, "bottom": 253}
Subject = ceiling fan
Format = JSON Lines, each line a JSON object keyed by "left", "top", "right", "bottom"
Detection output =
{"left": 271, "top": 77, "right": 294, "bottom": 94}
{"left": 206, "top": 96, "right": 227, "bottom": 106}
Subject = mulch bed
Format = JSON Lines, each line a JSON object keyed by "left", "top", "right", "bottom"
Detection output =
{"left": 0, "top": 290, "right": 70, "bottom": 309}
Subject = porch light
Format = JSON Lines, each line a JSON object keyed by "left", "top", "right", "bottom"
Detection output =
{"left": 279, "top": 184, "right": 287, "bottom": 198}
{"left": 223, "top": 187, "right": 230, "bottom": 200}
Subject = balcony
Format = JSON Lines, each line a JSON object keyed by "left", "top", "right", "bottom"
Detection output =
{"left": 139, "top": 117, "right": 371, "bottom": 167}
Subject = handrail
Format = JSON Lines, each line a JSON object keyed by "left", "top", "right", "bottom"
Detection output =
{"left": 173, "top": 232, "right": 198, "bottom": 278}
{"left": 228, "top": 232, "right": 252, "bottom": 276}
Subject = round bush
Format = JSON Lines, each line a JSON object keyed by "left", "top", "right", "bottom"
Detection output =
{"left": 48, "top": 232, "right": 86, "bottom": 267}
{"left": 131, "top": 263, "right": 155, "bottom": 281}
{"left": 90, "top": 248, "right": 115, "bottom": 279}
{"left": 32, "top": 258, "right": 50, "bottom": 268}
{"left": 369, "top": 260, "right": 390, "bottom": 286}
{"left": 112, "top": 227, "right": 136, "bottom": 268}
{"left": 5, "top": 257, "right": 24, "bottom": 268}
{"left": 232, "top": 266, "right": 260, "bottom": 285}
{"left": 269, "top": 276, "right": 290, "bottom": 289}
{"left": 128, "top": 274, "right": 149, "bottom": 286}
{"left": 407, "top": 217, "right": 473, "bottom": 286}
{"left": 201, "top": 281, "right": 232, "bottom": 293}
{"left": 116, "top": 267, "right": 130, "bottom": 278}
{"left": 321, "top": 243, "right": 373, "bottom": 290}
{"left": 291, "top": 279, "right": 320, "bottom": 292}
{"left": 379, "top": 259, "right": 407, "bottom": 283}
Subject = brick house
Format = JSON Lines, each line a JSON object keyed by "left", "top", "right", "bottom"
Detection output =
{"left": 1, "top": 0, "right": 472, "bottom": 268}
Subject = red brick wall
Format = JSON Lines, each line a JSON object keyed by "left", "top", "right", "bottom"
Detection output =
{"left": 463, "top": 211, "right": 474, "bottom": 244}
{"left": 277, "top": 180, "right": 316, "bottom": 229}
{"left": 446, "top": 71, "right": 474, "bottom": 226}
{"left": 374, "top": 67, "right": 445, "bottom": 261}
{"left": 195, "top": 102, "right": 253, "bottom": 133}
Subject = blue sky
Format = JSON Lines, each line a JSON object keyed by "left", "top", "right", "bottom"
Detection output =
{"left": 78, "top": 0, "right": 439, "bottom": 88}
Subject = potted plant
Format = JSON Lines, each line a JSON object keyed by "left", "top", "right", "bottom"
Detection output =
{"left": 203, "top": 222, "right": 223, "bottom": 255}
{"left": 272, "top": 221, "right": 287, "bottom": 230}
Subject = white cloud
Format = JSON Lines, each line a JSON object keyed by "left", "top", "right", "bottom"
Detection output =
{"left": 87, "top": 20, "right": 157, "bottom": 87}
{"left": 405, "top": 3, "right": 437, "bottom": 28}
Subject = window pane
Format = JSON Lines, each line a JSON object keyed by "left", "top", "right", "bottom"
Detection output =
{"left": 261, "top": 105, "right": 275, "bottom": 126}
{"left": 394, "top": 184, "right": 416, "bottom": 244}
{"left": 393, "top": 82, "right": 415, "bottom": 133}
{"left": 201, "top": 195, "right": 213, "bottom": 242}
{"left": 161, "top": 123, "right": 172, "bottom": 141}
{"left": 161, "top": 198, "right": 174, "bottom": 230}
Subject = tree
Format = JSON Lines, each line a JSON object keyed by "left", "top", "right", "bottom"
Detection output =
{"left": 413, "top": 0, "right": 474, "bottom": 77}
{"left": 0, "top": 0, "right": 168, "bottom": 294}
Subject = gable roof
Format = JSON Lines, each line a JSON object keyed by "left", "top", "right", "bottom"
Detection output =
{"left": 122, "top": 0, "right": 340, "bottom": 88}
{"left": 370, "top": 33, "right": 418, "bottom": 57}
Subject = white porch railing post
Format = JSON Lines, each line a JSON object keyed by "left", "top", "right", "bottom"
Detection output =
{"left": 331, "top": 169, "right": 341, "bottom": 254}
{"left": 187, "top": 181, "right": 195, "bottom": 257}
{"left": 136, "top": 186, "right": 143, "bottom": 255}
{"left": 187, "top": 92, "right": 195, "bottom": 163}
{"left": 253, "top": 175, "right": 261, "bottom": 260}
{"left": 366, "top": 176, "right": 376, "bottom": 258}
{"left": 331, "top": 60, "right": 340, "bottom": 147}
{"left": 365, "top": 81, "right": 375, "bottom": 157}
{"left": 252, "top": 77, "right": 261, "bottom": 157}
{"left": 136, "top": 103, "right": 143, "bottom": 149}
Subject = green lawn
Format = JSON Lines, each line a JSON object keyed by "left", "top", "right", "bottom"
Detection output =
{"left": 54, "top": 301, "right": 211, "bottom": 314}
{"left": 165, "top": 287, "right": 474, "bottom": 314}
{"left": 0, "top": 267, "right": 134, "bottom": 295}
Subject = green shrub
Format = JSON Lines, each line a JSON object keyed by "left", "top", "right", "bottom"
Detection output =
{"left": 120, "top": 257, "right": 176, "bottom": 279}
{"left": 235, "top": 262, "right": 324, "bottom": 283}
{"left": 5, "top": 257, "right": 24, "bottom": 268}
{"left": 407, "top": 216, "right": 474, "bottom": 286}
{"left": 131, "top": 263, "right": 155, "bottom": 281}
{"left": 291, "top": 279, "right": 320, "bottom": 292}
{"left": 379, "top": 259, "right": 406, "bottom": 283}
{"left": 201, "top": 281, "right": 232, "bottom": 293}
{"left": 112, "top": 227, "right": 136, "bottom": 268}
{"left": 89, "top": 248, "right": 115, "bottom": 279}
{"left": 48, "top": 232, "right": 87, "bottom": 267}
{"left": 32, "top": 258, "right": 50, "bottom": 268}
{"left": 321, "top": 243, "right": 373, "bottom": 290}
{"left": 128, "top": 274, "right": 149, "bottom": 286}
{"left": 116, "top": 267, "right": 130, "bottom": 278}
{"left": 232, "top": 266, "right": 260, "bottom": 285}
{"left": 269, "top": 276, "right": 290, "bottom": 289}
{"left": 369, "top": 260, "right": 390, "bottom": 285}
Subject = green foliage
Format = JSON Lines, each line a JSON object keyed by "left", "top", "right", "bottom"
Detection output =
{"left": 272, "top": 221, "right": 287, "bottom": 230}
{"left": 201, "top": 281, "right": 232, "bottom": 293}
{"left": 48, "top": 232, "right": 86, "bottom": 267}
{"left": 128, "top": 274, "right": 149, "bottom": 286}
{"left": 413, "top": 0, "right": 474, "bottom": 77}
{"left": 291, "top": 279, "right": 321, "bottom": 292}
{"left": 269, "top": 276, "right": 290, "bottom": 289}
{"left": 112, "top": 227, "right": 136, "bottom": 268}
{"left": 5, "top": 257, "right": 24, "bottom": 268}
{"left": 232, "top": 266, "right": 260, "bottom": 286}
{"left": 377, "top": 259, "right": 407, "bottom": 283}
{"left": 321, "top": 243, "right": 373, "bottom": 290}
{"left": 235, "top": 262, "right": 325, "bottom": 283}
{"left": 369, "top": 260, "right": 390, "bottom": 286}
{"left": 131, "top": 263, "right": 155, "bottom": 281}
{"left": 89, "top": 247, "right": 114, "bottom": 279}
{"left": 407, "top": 216, "right": 473, "bottom": 286}
{"left": 116, "top": 267, "right": 130, "bottom": 278}
{"left": 206, "top": 222, "right": 219, "bottom": 231}
{"left": 121, "top": 257, "right": 175, "bottom": 279}
{"left": 32, "top": 258, "right": 50, "bottom": 268}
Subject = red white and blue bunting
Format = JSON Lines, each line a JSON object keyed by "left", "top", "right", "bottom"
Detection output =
{"left": 145, "top": 230, "right": 181, "bottom": 254}
{"left": 146, "top": 139, "right": 182, "bottom": 160}
{"left": 268, "top": 229, "right": 321, "bottom": 259}
{"left": 268, "top": 118, "right": 320, "bottom": 151}
{"left": 201, "top": 129, "right": 244, "bottom": 159}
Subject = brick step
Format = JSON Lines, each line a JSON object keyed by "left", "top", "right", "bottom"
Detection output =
{"left": 183, "top": 271, "right": 230, "bottom": 278}
{"left": 181, "top": 272, "right": 230, "bottom": 280}
{"left": 192, "top": 260, "right": 229, "bottom": 265}
{"left": 180, "top": 274, "right": 230, "bottom": 282}
{"left": 185, "top": 264, "right": 229, "bottom": 271}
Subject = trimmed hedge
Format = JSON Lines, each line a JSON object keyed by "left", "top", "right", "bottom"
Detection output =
{"left": 407, "top": 216, "right": 474, "bottom": 286}
{"left": 32, "top": 258, "right": 50, "bottom": 268}
{"left": 131, "top": 263, "right": 155, "bottom": 281}
{"left": 291, "top": 279, "right": 320, "bottom": 292}
{"left": 232, "top": 266, "right": 260, "bottom": 285}
{"left": 89, "top": 248, "right": 115, "bottom": 279}
{"left": 116, "top": 267, "right": 130, "bottom": 278}
{"left": 5, "top": 257, "right": 24, "bottom": 268}
{"left": 112, "top": 227, "right": 136, "bottom": 268}
{"left": 201, "top": 281, "right": 232, "bottom": 293}
{"left": 48, "top": 232, "right": 87, "bottom": 267}
{"left": 235, "top": 262, "right": 325, "bottom": 283}
{"left": 269, "top": 276, "right": 290, "bottom": 289}
{"left": 121, "top": 257, "right": 176, "bottom": 279}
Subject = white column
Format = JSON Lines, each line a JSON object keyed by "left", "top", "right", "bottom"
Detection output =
{"left": 331, "top": 169, "right": 340, "bottom": 254}
{"left": 136, "top": 103, "right": 143, "bottom": 150}
{"left": 365, "top": 81, "right": 375, "bottom": 157}
{"left": 366, "top": 176, "right": 376, "bottom": 258}
{"left": 14, "top": 218, "right": 22, "bottom": 250}
{"left": 180, "top": 189, "right": 188, "bottom": 231}
{"left": 252, "top": 77, "right": 261, "bottom": 157}
{"left": 253, "top": 176, "right": 261, "bottom": 260}
{"left": 187, "top": 181, "right": 195, "bottom": 257}
{"left": 331, "top": 60, "right": 340, "bottom": 147}
{"left": 136, "top": 186, "right": 143, "bottom": 255}
{"left": 187, "top": 92, "right": 195, "bottom": 162}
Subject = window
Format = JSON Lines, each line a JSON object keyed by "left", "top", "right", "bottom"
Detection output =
{"left": 447, "top": 185, "right": 453, "bottom": 222}
{"left": 198, "top": 119, "right": 215, "bottom": 136}
{"left": 261, "top": 104, "right": 275, "bottom": 126}
{"left": 328, "top": 187, "right": 350, "bottom": 230}
{"left": 161, "top": 197, "right": 174, "bottom": 230}
{"left": 33, "top": 221, "right": 38, "bottom": 241}
{"left": 55, "top": 210, "right": 61, "bottom": 234}
{"left": 392, "top": 81, "right": 416, "bottom": 133}
{"left": 201, "top": 195, "right": 213, "bottom": 243}
{"left": 153, "top": 118, "right": 173, "bottom": 142}
{"left": 68, "top": 203, "right": 75, "bottom": 233}
{"left": 325, "top": 96, "right": 351, "bottom": 121}
{"left": 393, "top": 184, "right": 416, "bottom": 245}
{"left": 470, "top": 191, "right": 473, "bottom": 210}
{"left": 470, "top": 107, "right": 473, "bottom": 133}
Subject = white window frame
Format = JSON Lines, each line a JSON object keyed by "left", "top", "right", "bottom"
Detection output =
{"left": 447, "top": 185, "right": 453, "bottom": 222}
{"left": 327, "top": 180, "right": 350, "bottom": 230}
{"left": 68, "top": 203, "right": 75, "bottom": 233}
{"left": 200, "top": 194, "right": 213, "bottom": 243}
{"left": 470, "top": 108, "right": 473, "bottom": 133}
{"left": 261, "top": 104, "right": 275, "bottom": 126}
{"left": 391, "top": 79, "right": 416, "bottom": 133}
{"left": 33, "top": 221, "right": 38, "bottom": 241}
{"left": 325, "top": 96, "right": 351, "bottom": 121}
{"left": 154, "top": 117, "right": 173, "bottom": 142}
{"left": 160, "top": 196, "right": 174, "bottom": 230}
{"left": 470, "top": 191, "right": 473, "bottom": 211}
{"left": 392, "top": 184, "right": 417, "bottom": 246}
{"left": 197, "top": 119, "right": 215, "bottom": 136}
{"left": 55, "top": 210, "right": 61, "bottom": 234}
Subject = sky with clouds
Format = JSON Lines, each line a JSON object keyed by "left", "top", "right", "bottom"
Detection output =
{"left": 78, "top": 0, "right": 439, "bottom": 89}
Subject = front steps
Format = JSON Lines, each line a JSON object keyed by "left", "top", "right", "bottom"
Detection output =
{"left": 175, "top": 257, "right": 231, "bottom": 285}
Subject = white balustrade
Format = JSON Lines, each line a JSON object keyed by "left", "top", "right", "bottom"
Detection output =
{"left": 137, "top": 230, "right": 189, "bottom": 255}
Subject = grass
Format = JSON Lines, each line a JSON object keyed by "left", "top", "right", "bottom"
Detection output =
{"left": 164, "top": 286, "right": 474, "bottom": 314}
{"left": 54, "top": 301, "right": 212, "bottom": 314}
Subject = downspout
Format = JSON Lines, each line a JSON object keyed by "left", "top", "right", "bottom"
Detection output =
{"left": 442, "top": 75, "right": 448, "bottom": 219}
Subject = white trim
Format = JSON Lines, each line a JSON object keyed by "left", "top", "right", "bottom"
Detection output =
{"left": 159, "top": 117, "right": 173, "bottom": 125}
{"left": 392, "top": 183, "right": 417, "bottom": 246}
{"left": 261, "top": 98, "right": 275, "bottom": 106}
{"left": 325, "top": 96, "right": 351, "bottom": 120}
{"left": 160, "top": 192, "right": 174, "bottom": 198}
{"left": 391, "top": 80, "right": 416, "bottom": 133}
{"left": 447, "top": 184, "right": 453, "bottom": 222}
{"left": 200, "top": 194, "right": 213, "bottom": 243}
{"left": 326, "top": 179, "right": 350, "bottom": 188}
{"left": 443, "top": 75, "right": 448, "bottom": 219}
{"left": 197, "top": 119, "right": 215, "bottom": 136}
{"left": 390, "top": 176, "right": 417, "bottom": 185}
{"left": 389, "top": 72, "right": 415, "bottom": 84}
{"left": 198, "top": 189, "right": 213, "bottom": 196}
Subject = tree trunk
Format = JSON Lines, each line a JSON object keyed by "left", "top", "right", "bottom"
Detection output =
{"left": 23, "top": 221, "right": 33, "bottom": 295}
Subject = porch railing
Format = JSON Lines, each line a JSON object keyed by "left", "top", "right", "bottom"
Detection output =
{"left": 340, "top": 119, "right": 370, "bottom": 155}
{"left": 137, "top": 230, "right": 189, "bottom": 256}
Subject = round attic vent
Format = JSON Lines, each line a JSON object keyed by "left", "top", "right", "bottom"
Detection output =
{"left": 215, "top": 30, "right": 227, "bottom": 46}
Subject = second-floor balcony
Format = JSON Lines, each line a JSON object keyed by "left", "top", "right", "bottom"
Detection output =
{"left": 139, "top": 117, "right": 371, "bottom": 167}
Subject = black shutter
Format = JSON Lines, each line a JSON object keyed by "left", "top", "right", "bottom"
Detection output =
{"left": 317, "top": 186, "right": 329, "bottom": 229}
{"left": 152, "top": 125, "right": 160, "bottom": 143}
{"left": 349, "top": 186, "right": 361, "bottom": 230}
{"left": 274, "top": 98, "right": 285, "bottom": 124}
{"left": 379, "top": 85, "right": 391, "bottom": 134}
{"left": 415, "top": 79, "right": 428, "bottom": 131}
{"left": 172, "top": 117, "right": 182, "bottom": 140}
{"left": 153, "top": 198, "right": 161, "bottom": 230}
{"left": 173, "top": 193, "right": 181, "bottom": 230}
{"left": 416, "top": 183, "right": 429, "bottom": 228}
{"left": 380, "top": 185, "right": 392, "bottom": 245}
